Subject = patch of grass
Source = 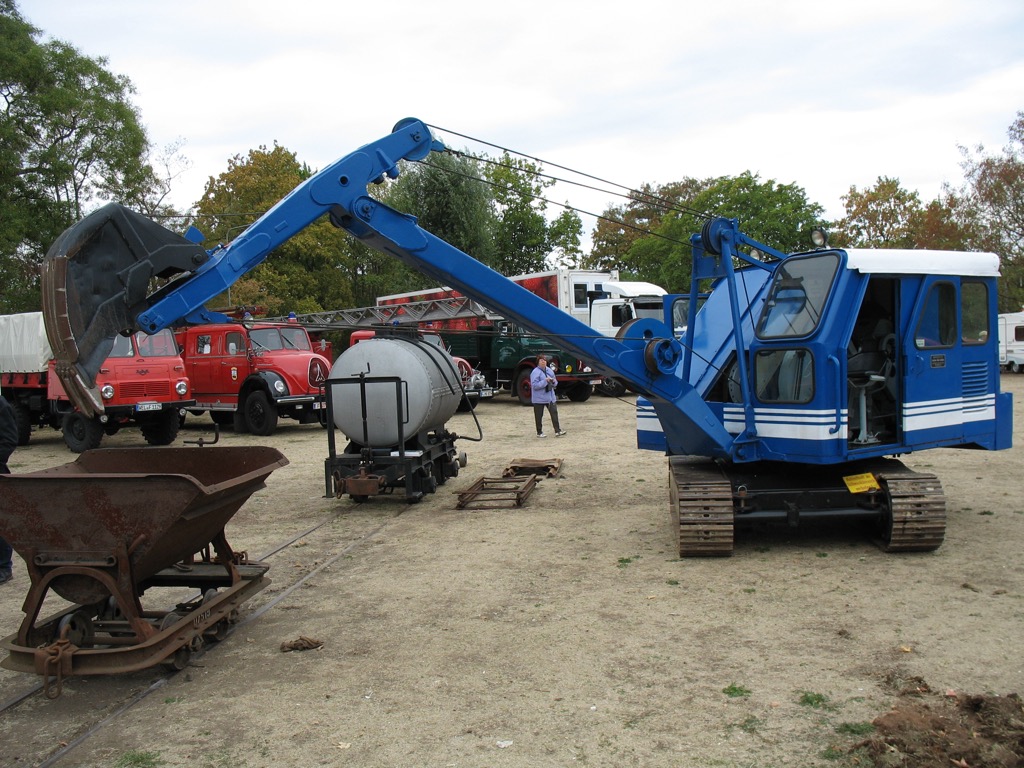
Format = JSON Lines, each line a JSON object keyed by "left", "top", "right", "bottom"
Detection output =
{"left": 816, "top": 552, "right": 829, "bottom": 558}
{"left": 797, "top": 690, "right": 833, "bottom": 709}
{"left": 665, "top": 579, "right": 680, "bottom": 586}
{"left": 821, "top": 745, "right": 847, "bottom": 760}
{"left": 115, "top": 751, "right": 165, "bottom": 768}
{"left": 738, "top": 715, "right": 764, "bottom": 733}
{"left": 742, "top": 587, "right": 756, "bottom": 594}
{"left": 978, "top": 510, "right": 995, "bottom": 516}
{"left": 617, "top": 556, "right": 640, "bottom": 568}
{"left": 722, "top": 683, "right": 752, "bottom": 698}
{"left": 835, "top": 721, "right": 875, "bottom": 735}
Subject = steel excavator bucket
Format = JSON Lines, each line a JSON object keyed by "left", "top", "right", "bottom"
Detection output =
{"left": 41, "top": 203, "right": 209, "bottom": 416}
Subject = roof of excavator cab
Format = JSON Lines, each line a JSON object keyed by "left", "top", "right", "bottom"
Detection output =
{"left": 842, "top": 248, "right": 1000, "bottom": 277}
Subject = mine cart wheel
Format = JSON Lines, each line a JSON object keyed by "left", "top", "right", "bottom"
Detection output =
{"left": 163, "top": 647, "right": 192, "bottom": 671}
{"left": 204, "top": 620, "right": 230, "bottom": 642}
{"left": 57, "top": 612, "right": 95, "bottom": 646}
{"left": 243, "top": 391, "right": 279, "bottom": 436}
{"left": 62, "top": 412, "right": 104, "bottom": 453}
{"left": 141, "top": 409, "right": 180, "bottom": 445}
{"left": 9, "top": 398, "right": 32, "bottom": 446}
{"left": 350, "top": 494, "right": 369, "bottom": 503}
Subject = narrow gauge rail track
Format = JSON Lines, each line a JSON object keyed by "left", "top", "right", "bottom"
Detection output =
{"left": 0, "top": 505, "right": 407, "bottom": 766}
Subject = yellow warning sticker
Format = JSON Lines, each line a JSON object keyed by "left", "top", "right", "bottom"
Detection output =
{"left": 844, "top": 472, "right": 881, "bottom": 494}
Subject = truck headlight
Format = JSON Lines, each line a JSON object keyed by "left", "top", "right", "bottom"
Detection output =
{"left": 100, "top": 384, "right": 115, "bottom": 400}
{"left": 175, "top": 381, "right": 188, "bottom": 396}
{"left": 583, "top": 366, "right": 592, "bottom": 373}
{"left": 273, "top": 380, "right": 287, "bottom": 395}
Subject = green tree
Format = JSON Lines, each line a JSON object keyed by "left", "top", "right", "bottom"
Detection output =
{"left": 0, "top": 0, "right": 158, "bottom": 312}
{"left": 633, "top": 173, "right": 824, "bottom": 292}
{"left": 953, "top": 111, "right": 1024, "bottom": 310}
{"left": 193, "top": 143, "right": 354, "bottom": 315}
{"left": 380, "top": 152, "right": 496, "bottom": 296}
{"left": 830, "top": 176, "right": 924, "bottom": 248}
{"left": 586, "top": 179, "right": 713, "bottom": 275}
{"left": 483, "top": 152, "right": 556, "bottom": 275}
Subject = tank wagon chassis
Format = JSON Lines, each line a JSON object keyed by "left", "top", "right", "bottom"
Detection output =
{"left": 670, "top": 458, "right": 946, "bottom": 556}
{"left": 324, "top": 373, "right": 467, "bottom": 503}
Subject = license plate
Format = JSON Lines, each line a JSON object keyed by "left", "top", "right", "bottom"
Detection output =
{"left": 313, "top": 402, "right": 324, "bottom": 409}
{"left": 479, "top": 390, "right": 494, "bottom": 398}
{"left": 135, "top": 402, "right": 162, "bottom": 412}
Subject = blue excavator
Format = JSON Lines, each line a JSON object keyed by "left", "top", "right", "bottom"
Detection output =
{"left": 40, "top": 118, "right": 1012, "bottom": 556}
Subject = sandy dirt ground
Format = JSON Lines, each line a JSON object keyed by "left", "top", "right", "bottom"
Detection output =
{"left": 1, "top": 376, "right": 1024, "bottom": 767}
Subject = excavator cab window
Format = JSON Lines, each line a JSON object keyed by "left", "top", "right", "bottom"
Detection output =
{"left": 961, "top": 281, "right": 990, "bottom": 345}
{"left": 754, "top": 348, "right": 814, "bottom": 403}
{"left": 914, "top": 282, "right": 957, "bottom": 349}
{"left": 757, "top": 253, "right": 839, "bottom": 339}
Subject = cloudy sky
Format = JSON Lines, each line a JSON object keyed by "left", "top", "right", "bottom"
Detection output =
{"left": 20, "top": 0, "right": 1024, "bottom": 232}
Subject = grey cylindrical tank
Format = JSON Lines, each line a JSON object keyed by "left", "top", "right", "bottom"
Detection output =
{"left": 329, "top": 337, "right": 462, "bottom": 448}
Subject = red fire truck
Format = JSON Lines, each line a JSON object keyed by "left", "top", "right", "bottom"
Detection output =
{"left": 175, "top": 321, "right": 331, "bottom": 435}
{"left": 0, "top": 312, "right": 192, "bottom": 452}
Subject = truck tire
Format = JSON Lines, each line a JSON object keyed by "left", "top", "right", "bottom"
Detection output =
{"left": 243, "top": 390, "right": 278, "bottom": 436}
{"left": 566, "top": 382, "right": 593, "bottom": 402}
{"left": 514, "top": 368, "right": 533, "bottom": 406}
{"left": 62, "top": 412, "right": 103, "bottom": 453}
{"left": 210, "top": 410, "right": 234, "bottom": 427}
{"left": 8, "top": 398, "right": 32, "bottom": 446}
{"left": 141, "top": 409, "right": 180, "bottom": 446}
{"left": 596, "top": 377, "right": 626, "bottom": 397}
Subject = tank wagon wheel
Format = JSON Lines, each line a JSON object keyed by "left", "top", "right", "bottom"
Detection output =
{"left": 61, "top": 412, "right": 103, "bottom": 452}
{"left": 243, "top": 391, "right": 278, "bottom": 436}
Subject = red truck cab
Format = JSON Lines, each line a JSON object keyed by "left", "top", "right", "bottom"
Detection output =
{"left": 176, "top": 322, "right": 331, "bottom": 435}
{"left": 0, "top": 323, "right": 192, "bottom": 452}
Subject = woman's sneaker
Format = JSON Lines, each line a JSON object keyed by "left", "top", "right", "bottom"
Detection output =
{"left": 555, "top": 430, "right": 567, "bottom": 437}
{"left": 537, "top": 433, "right": 547, "bottom": 438}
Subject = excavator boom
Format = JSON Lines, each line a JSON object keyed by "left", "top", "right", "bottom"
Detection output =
{"left": 41, "top": 119, "right": 740, "bottom": 460}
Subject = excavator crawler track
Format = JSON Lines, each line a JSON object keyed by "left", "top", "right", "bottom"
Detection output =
{"left": 877, "top": 470, "right": 946, "bottom": 552}
{"left": 669, "top": 458, "right": 735, "bottom": 557}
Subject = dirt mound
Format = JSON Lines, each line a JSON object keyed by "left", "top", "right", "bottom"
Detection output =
{"left": 852, "top": 681, "right": 1024, "bottom": 767}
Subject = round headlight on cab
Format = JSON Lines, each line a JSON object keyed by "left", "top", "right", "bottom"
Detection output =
{"left": 100, "top": 384, "right": 115, "bottom": 400}
{"left": 273, "top": 380, "right": 287, "bottom": 395}
{"left": 175, "top": 381, "right": 188, "bottom": 396}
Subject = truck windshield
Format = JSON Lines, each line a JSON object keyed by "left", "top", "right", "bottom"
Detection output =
{"left": 109, "top": 334, "right": 134, "bottom": 358}
{"left": 134, "top": 329, "right": 180, "bottom": 357}
{"left": 250, "top": 327, "right": 311, "bottom": 351}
